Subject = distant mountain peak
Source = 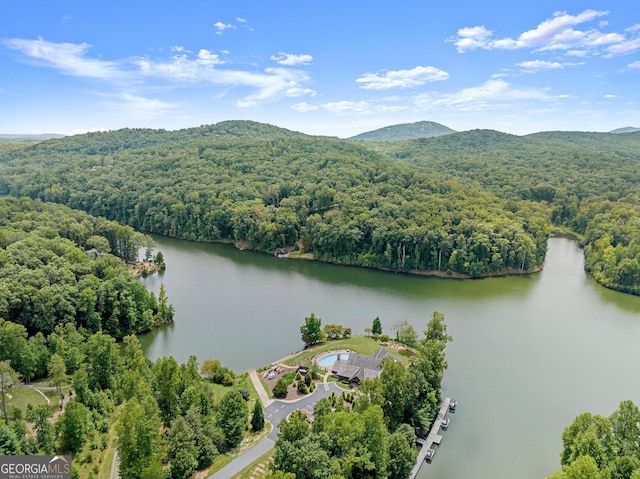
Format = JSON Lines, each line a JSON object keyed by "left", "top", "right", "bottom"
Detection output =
{"left": 609, "top": 126, "right": 640, "bottom": 134}
{"left": 0, "top": 133, "right": 65, "bottom": 142}
{"left": 350, "top": 121, "right": 456, "bottom": 141}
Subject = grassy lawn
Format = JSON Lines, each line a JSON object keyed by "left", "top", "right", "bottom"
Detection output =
{"left": 282, "top": 336, "right": 414, "bottom": 367}
{"left": 231, "top": 449, "right": 274, "bottom": 479}
{"left": 8, "top": 386, "right": 57, "bottom": 416}
{"left": 98, "top": 432, "right": 118, "bottom": 479}
{"left": 206, "top": 423, "right": 273, "bottom": 476}
{"left": 209, "top": 373, "right": 262, "bottom": 413}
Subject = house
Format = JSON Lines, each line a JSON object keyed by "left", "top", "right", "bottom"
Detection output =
{"left": 85, "top": 248, "right": 105, "bottom": 259}
{"left": 331, "top": 348, "right": 399, "bottom": 384}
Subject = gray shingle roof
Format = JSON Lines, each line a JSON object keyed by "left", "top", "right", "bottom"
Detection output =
{"left": 331, "top": 348, "right": 399, "bottom": 382}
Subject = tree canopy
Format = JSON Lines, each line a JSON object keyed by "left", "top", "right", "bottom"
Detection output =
{"left": 548, "top": 400, "right": 640, "bottom": 479}
{"left": 0, "top": 197, "right": 173, "bottom": 340}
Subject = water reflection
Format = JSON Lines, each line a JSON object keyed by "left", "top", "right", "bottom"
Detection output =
{"left": 139, "top": 235, "right": 640, "bottom": 479}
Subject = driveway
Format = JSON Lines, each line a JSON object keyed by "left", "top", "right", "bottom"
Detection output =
{"left": 207, "top": 382, "right": 345, "bottom": 479}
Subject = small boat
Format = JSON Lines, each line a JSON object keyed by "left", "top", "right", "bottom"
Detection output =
{"left": 449, "top": 399, "right": 457, "bottom": 411}
{"left": 441, "top": 417, "right": 450, "bottom": 428}
{"left": 425, "top": 448, "right": 435, "bottom": 461}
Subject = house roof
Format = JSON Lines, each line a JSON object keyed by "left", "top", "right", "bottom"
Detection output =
{"left": 331, "top": 347, "right": 399, "bottom": 382}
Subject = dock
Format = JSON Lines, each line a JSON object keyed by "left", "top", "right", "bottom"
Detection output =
{"left": 408, "top": 397, "right": 452, "bottom": 479}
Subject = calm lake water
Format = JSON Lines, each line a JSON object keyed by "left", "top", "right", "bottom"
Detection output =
{"left": 140, "top": 236, "right": 640, "bottom": 479}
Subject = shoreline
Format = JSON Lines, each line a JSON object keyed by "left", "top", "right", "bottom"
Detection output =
{"left": 142, "top": 230, "right": 545, "bottom": 280}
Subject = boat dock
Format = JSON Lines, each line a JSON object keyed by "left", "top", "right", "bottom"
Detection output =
{"left": 408, "top": 397, "right": 453, "bottom": 479}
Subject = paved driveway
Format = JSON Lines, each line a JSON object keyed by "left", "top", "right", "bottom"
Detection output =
{"left": 207, "top": 382, "right": 345, "bottom": 479}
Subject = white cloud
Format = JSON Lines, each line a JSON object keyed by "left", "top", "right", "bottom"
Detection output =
{"left": 197, "top": 49, "right": 224, "bottom": 66}
{"left": 135, "top": 51, "right": 315, "bottom": 106}
{"left": 629, "top": 61, "right": 640, "bottom": 69}
{"left": 234, "top": 67, "right": 313, "bottom": 107}
{"left": 105, "top": 92, "right": 177, "bottom": 119}
{"left": 356, "top": 65, "right": 449, "bottom": 90}
{"left": 5, "top": 37, "right": 315, "bottom": 108}
{"left": 603, "top": 94, "right": 618, "bottom": 99}
{"left": 518, "top": 60, "right": 564, "bottom": 72}
{"left": 606, "top": 37, "right": 640, "bottom": 56}
{"left": 292, "top": 101, "right": 372, "bottom": 114}
{"left": 214, "top": 22, "right": 235, "bottom": 35}
{"left": 413, "top": 79, "right": 556, "bottom": 111}
{"left": 270, "top": 52, "right": 313, "bottom": 66}
{"left": 291, "top": 102, "right": 318, "bottom": 112}
{"left": 285, "top": 86, "right": 316, "bottom": 97}
{"left": 291, "top": 100, "right": 409, "bottom": 115}
{"left": 450, "top": 25, "right": 495, "bottom": 52}
{"left": 376, "top": 105, "right": 409, "bottom": 112}
{"left": 517, "top": 10, "right": 609, "bottom": 49}
{"left": 322, "top": 101, "right": 371, "bottom": 113}
{"left": 449, "top": 9, "right": 633, "bottom": 56}
{"left": 3, "top": 37, "right": 123, "bottom": 79}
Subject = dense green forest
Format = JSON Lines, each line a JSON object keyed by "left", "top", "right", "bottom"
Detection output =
{"left": 358, "top": 129, "right": 640, "bottom": 294}
{"left": 0, "top": 121, "right": 549, "bottom": 277}
{"left": 1, "top": 121, "right": 639, "bottom": 292}
{"left": 547, "top": 401, "right": 640, "bottom": 479}
{"left": 0, "top": 321, "right": 256, "bottom": 479}
{"left": 0, "top": 197, "right": 173, "bottom": 340}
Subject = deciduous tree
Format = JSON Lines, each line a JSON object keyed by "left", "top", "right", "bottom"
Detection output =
{"left": 300, "top": 313, "right": 324, "bottom": 347}
{"left": 217, "top": 389, "right": 248, "bottom": 448}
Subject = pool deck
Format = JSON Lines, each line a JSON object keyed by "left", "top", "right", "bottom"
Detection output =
{"left": 316, "top": 350, "right": 351, "bottom": 368}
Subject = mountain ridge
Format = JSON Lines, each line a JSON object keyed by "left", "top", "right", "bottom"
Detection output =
{"left": 350, "top": 120, "right": 456, "bottom": 141}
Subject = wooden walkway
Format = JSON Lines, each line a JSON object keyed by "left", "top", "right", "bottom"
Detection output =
{"left": 408, "top": 397, "right": 451, "bottom": 479}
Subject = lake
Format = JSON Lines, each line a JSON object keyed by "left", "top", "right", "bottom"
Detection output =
{"left": 139, "top": 236, "right": 640, "bottom": 479}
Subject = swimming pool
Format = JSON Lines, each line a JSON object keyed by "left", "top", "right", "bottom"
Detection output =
{"left": 318, "top": 353, "right": 349, "bottom": 368}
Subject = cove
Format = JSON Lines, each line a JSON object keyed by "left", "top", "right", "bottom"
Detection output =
{"left": 139, "top": 236, "right": 640, "bottom": 479}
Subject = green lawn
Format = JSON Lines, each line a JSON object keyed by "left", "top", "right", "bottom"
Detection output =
{"left": 231, "top": 449, "right": 274, "bottom": 479}
{"left": 282, "top": 336, "right": 414, "bottom": 367}
{"left": 7, "top": 386, "right": 57, "bottom": 416}
{"left": 210, "top": 374, "right": 257, "bottom": 401}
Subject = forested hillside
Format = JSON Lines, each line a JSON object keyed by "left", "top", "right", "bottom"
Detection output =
{"left": 1, "top": 121, "right": 639, "bottom": 293}
{"left": 0, "top": 197, "right": 173, "bottom": 340}
{"left": 375, "top": 129, "right": 640, "bottom": 294}
{"left": 0, "top": 121, "right": 549, "bottom": 277}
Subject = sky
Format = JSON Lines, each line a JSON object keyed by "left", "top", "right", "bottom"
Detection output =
{"left": 1, "top": 1, "right": 639, "bottom": 138}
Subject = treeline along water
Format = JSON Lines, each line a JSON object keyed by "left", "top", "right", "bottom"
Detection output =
{"left": 140, "top": 235, "right": 640, "bottom": 479}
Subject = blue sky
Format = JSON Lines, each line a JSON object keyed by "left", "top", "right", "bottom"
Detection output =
{"left": 1, "top": 1, "right": 639, "bottom": 137}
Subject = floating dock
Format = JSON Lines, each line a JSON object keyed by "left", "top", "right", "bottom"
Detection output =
{"left": 408, "top": 397, "right": 452, "bottom": 479}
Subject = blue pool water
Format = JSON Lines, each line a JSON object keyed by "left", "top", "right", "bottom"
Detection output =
{"left": 318, "top": 353, "right": 349, "bottom": 367}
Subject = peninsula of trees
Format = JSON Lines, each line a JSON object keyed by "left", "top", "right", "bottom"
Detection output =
{"left": 0, "top": 197, "right": 173, "bottom": 340}
{"left": 1, "top": 121, "right": 639, "bottom": 293}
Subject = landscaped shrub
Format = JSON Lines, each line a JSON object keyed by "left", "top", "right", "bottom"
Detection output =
{"left": 273, "top": 379, "right": 289, "bottom": 399}
{"left": 235, "top": 387, "right": 250, "bottom": 401}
